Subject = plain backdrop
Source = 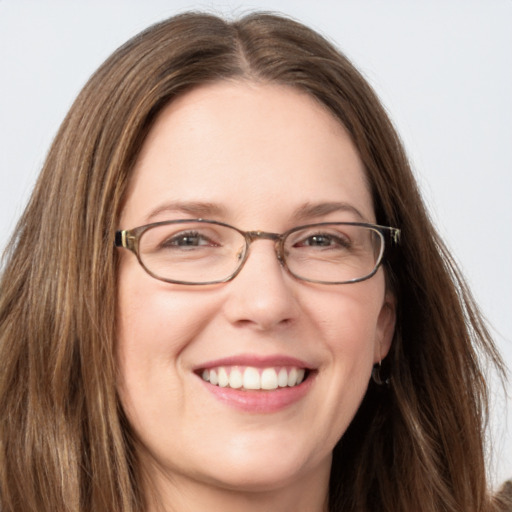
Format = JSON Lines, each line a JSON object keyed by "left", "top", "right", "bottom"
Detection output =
{"left": 1, "top": 0, "right": 511, "bottom": 486}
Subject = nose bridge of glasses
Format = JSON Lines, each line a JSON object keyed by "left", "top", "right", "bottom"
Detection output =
{"left": 244, "top": 231, "right": 285, "bottom": 263}
{"left": 245, "top": 230, "right": 281, "bottom": 242}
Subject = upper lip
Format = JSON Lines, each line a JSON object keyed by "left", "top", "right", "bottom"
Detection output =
{"left": 194, "top": 354, "right": 315, "bottom": 371}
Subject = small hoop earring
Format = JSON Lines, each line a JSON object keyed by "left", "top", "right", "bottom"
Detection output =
{"left": 371, "top": 361, "right": 390, "bottom": 387}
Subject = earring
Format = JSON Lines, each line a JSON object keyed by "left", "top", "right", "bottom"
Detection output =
{"left": 371, "top": 361, "right": 390, "bottom": 387}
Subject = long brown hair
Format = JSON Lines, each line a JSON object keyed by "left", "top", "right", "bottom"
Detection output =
{"left": 0, "top": 11, "right": 506, "bottom": 512}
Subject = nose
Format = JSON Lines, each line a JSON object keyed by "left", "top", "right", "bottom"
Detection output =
{"left": 222, "top": 240, "right": 300, "bottom": 331}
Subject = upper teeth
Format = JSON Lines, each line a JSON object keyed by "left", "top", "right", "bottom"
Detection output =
{"left": 201, "top": 366, "right": 306, "bottom": 390}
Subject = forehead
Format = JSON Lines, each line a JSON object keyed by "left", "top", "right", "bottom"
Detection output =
{"left": 121, "top": 81, "right": 374, "bottom": 228}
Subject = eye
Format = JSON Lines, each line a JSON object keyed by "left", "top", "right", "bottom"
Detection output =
{"left": 161, "top": 231, "right": 218, "bottom": 249}
{"left": 294, "top": 232, "right": 351, "bottom": 249}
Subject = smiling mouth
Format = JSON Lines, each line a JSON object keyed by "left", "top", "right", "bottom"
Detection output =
{"left": 198, "top": 366, "right": 310, "bottom": 391}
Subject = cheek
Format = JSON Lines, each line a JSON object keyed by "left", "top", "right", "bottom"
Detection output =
{"left": 115, "top": 263, "right": 220, "bottom": 413}
{"left": 309, "top": 280, "right": 386, "bottom": 400}
{"left": 322, "top": 299, "right": 379, "bottom": 395}
{"left": 309, "top": 280, "right": 386, "bottom": 351}
{"left": 283, "top": 282, "right": 386, "bottom": 461}
{"left": 115, "top": 270, "right": 222, "bottom": 451}
{"left": 116, "top": 263, "right": 218, "bottom": 358}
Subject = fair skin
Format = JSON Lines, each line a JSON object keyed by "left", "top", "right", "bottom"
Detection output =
{"left": 117, "top": 81, "right": 395, "bottom": 512}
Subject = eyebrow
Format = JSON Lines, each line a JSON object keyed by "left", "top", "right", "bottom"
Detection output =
{"left": 144, "top": 200, "right": 368, "bottom": 224}
{"left": 144, "top": 201, "right": 227, "bottom": 223}
{"left": 292, "top": 201, "right": 368, "bottom": 222}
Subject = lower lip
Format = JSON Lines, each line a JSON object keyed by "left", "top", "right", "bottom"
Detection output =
{"left": 198, "top": 374, "right": 314, "bottom": 413}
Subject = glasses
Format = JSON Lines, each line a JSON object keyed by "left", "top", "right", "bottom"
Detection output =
{"left": 115, "top": 219, "right": 400, "bottom": 285}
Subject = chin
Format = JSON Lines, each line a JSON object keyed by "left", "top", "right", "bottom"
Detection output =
{"left": 204, "top": 461, "right": 313, "bottom": 493}
{"left": 195, "top": 438, "right": 331, "bottom": 493}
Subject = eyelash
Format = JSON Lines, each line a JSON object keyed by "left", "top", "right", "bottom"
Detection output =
{"left": 161, "top": 231, "right": 216, "bottom": 248}
{"left": 293, "top": 232, "right": 351, "bottom": 249}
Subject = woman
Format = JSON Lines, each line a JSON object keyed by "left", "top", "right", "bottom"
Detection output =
{"left": 0, "top": 11, "right": 508, "bottom": 512}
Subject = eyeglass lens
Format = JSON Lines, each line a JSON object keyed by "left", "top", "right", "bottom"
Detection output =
{"left": 136, "top": 221, "right": 384, "bottom": 285}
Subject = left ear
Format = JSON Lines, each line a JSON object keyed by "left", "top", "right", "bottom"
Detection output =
{"left": 374, "top": 290, "right": 396, "bottom": 364}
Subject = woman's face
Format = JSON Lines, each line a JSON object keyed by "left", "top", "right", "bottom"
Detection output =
{"left": 117, "top": 82, "right": 395, "bottom": 496}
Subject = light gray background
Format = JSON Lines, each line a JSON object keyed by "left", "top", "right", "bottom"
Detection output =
{"left": 1, "top": 0, "right": 511, "bottom": 486}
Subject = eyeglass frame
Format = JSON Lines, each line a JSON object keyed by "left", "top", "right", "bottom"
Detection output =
{"left": 115, "top": 218, "right": 401, "bottom": 286}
